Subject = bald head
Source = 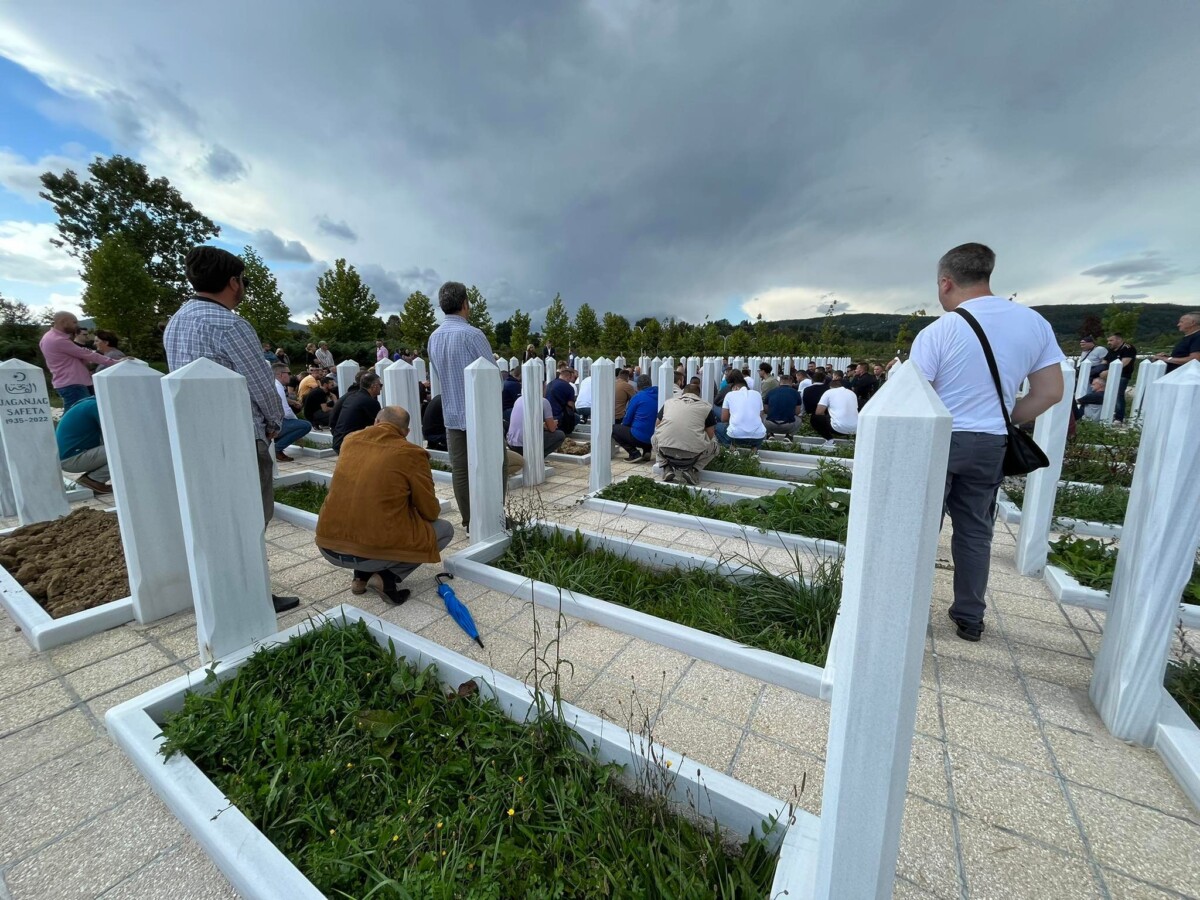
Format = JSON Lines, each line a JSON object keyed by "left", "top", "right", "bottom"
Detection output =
{"left": 51, "top": 312, "right": 78, "bottom": 333}
{"left": 375, "top": 406, "right": 411, "bottom": 431}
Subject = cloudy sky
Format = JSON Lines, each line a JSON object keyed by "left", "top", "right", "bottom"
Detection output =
{"left": 1, "top": 1, "right": 1197, "bottom": 330}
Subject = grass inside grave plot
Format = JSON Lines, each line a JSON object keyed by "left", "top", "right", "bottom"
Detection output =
{"left": 1002, "top": 482, "right": 1129, "bottom": 525}
{"left": 1060, "top": 421, "right": 1139, "bottom": 488}
{"left": 159, "top": 620, "right": 780, "bottom": 898}
{"left": 275, "top": 481, "right": 329, "bottom": 514}
{"left": 429, "top": 458, "right": 451, "bottom": 472}
{"left": 496, "top": 527, "right": 841, "bottom": 665}
{"left": 297, "top": 438, "right": 326, "bottom": 450}
{"left": 0, "top": 507, "right": 128, "bottom": 618}
{"left": 1167, "top": 658, "right": 1200, "bottom": 727}
{"left": 1048, "top": 535, "right": 1200, "bottom": 602}
{"left": 597, "top": 476, "right": 849, "bottom": 544}
{"left": 706, "top": 450, "right": 852, "bottom": 489}
{"left": 762, "top": 440, "right": 855, "bottom": 459}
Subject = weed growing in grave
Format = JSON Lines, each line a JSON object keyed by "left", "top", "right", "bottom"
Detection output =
{"left": 1048, "top": 534, "right": 1200, "bottom": 600}
{"left": 497, "top": 526, "right": 842, "bottom": 665}
{"left": 429, "top": 458, "right": 451, "bottom": 472}
{"left": 597, "top": 476, "right": 849, "bottom": 543}
{"left": 158, "top": 619, "right": 781, "bottom": 897}
{"left": 762, "top": 439, "right": 855, "bottom": 460}
{"left": 297, "top": 438, "right": 325, "bottom": 450}
{"left": 705, "top": 449, "right": 852, "bottom": 489}
{"left": 274, "top": 481, "right": 328, "bottom": 514}
{"left": 1002, "top": 482, "right": 1130, "bottom": 525}
{"left": 1060, "top": 420, "right": 1140, "bottom": 488}
{"left": 1167, "top": 625, "right": 1200, "bottom": 727}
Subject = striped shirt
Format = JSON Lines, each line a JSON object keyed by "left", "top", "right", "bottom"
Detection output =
{"left": 164, "top": 297, "right": 281, "bottom": 441}
{"left": 427, "top": 314, "right": 496, "bottom": 430}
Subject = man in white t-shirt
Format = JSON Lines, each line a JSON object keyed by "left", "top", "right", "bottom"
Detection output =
{"left": 716, "top": 370, "right": 767, "bottom": 449}
{"left": 909, "top": 243, "right": 1064, "bottom": 642}
{"left": 811, "top": 374, "right": 858, "bottom": 441}
{"left": 575, "top": 374, "right": 593, "bottom": 423}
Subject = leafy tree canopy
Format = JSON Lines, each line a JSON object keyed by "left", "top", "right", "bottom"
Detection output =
{"left": 601, "top": 312, "right": 631, "bottom": 356}
{"left": 80, "top": 233, "right": 161, "bottom": 354}
{"left": 399, "top": 291, "right": 438, "bottom": 352}
{"left": 509, "top": 309, "right": 531, "bottom": 354}
{"left": 572, "top": 303, "right": 601, "bottom": 351}
{"left": 309, "top": 259, "right": 379, "bottom": 343}
{"left": 40, "top": 154, "right": 218, "bottom": 315}
{"left": 542, "top": 292, "right": 570, "bottom": 351}
{"left": 237, "top": 245, "right": 292, "bottom": 345}
{"left": 467, "top": 286, "right": 495, "bottom": 345}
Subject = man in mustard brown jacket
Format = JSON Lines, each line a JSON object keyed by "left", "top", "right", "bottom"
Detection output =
{"left": 316, "top": 406, "right": 454, "bottom": 604}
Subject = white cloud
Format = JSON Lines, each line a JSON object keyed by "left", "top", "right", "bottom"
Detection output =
{"left": 0, "top": 220, "right": 79, "bottom": 284}
{"left": 0, "top": 148, "right": 90, "bottom": 203}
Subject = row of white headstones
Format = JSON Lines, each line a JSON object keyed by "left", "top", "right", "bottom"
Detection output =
{"left": 2, "top": 351, "right": 1197, "bottom": 895}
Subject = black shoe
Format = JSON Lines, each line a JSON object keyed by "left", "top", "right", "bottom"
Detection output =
{"left": 272, "top": 594, "right": 300, "bottom": 613}
{"left": 949, "top": 610, "right": 983, "bottom": 642}
{"left": 384, "top": 588, "right": 410, "bottom": 606}
{"left": 631, "top": 452, "right": 650, "bottom": 464}
{"left": 627, "top": 450, "right": 643, "bottom": 462}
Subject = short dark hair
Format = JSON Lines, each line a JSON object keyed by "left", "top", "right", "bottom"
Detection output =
{"left": 938, "top": 243, "right": 995, "bottom": 286}
{"left": 360, "top": 373, "right": 381, "bottom": 390}
{"left": 438, "top": 281, "right": 468, "bottom": 315}
{"left": 682, "top": 383, "right": 701, "bottom": 396}
{"left": 636, "top": 374, "right": 652, "bottom": 389}
{"left": 186, "top": 246, "right": 244, "bottom": 292}
{"left": 758, "top": 362, "right": 772, "bottom": 374}
{"left": 95, "top": 330, "right": 120, "bottom": 349}
{"left": 727, "top": 370, "right": 746, "bottom": 387}
{"left": 1107, "top": 332, "right": 1123, "bottom": 340}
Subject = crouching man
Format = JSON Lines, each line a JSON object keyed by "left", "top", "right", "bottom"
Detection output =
{"left": 315, "top": 406, "right": 454, "bottom": 605}
{"left": 652, "top": 383, "right": 718, "bottom": 485}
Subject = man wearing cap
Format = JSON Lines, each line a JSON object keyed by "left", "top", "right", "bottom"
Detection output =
{"left": 1076, "top": 336, "right": 1107, "bottom": 373}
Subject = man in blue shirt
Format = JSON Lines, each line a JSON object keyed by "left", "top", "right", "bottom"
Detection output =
{"left": 763, "top": 373, "right": 803, "bottom": 437}
{"left": 544, "top": 367, "right": 578, "bottom": 435}
{"left": 501, "top": 369, "right": 522, "bottom": 425}
{"left": 55, "top": 397, "right": 111, "bottom": 494}
{"left": 612, "top": 374, "right": 657, "bottom": 461}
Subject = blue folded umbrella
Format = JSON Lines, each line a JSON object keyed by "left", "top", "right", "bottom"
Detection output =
{"left": 436, "top": 573, "right": 484, "bottom": 649}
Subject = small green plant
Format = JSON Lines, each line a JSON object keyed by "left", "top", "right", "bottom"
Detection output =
{"left": 497, "top": 527, "right": 842, "bottom": 665}
{"left": 1048, "top": 534, "right": 1200, "bottom": 599}
{"left": 429, "top": 458, "right": 451, "bottom": 473}
{"left": 274, "top": 481, "right": 328, "bottom": 514}
{"left": 159, "top": 620, "right": 781, "bottom": 897}
{"left": 1167, "top": 625, "right": 1200, "bottom": 727}
{"left": 1003, "top": 483, "right": 1129, "bottom": 525}
{"left": 1060, "top": 421, "right": 1140, "bottom": 488}
{"left": 763, "top": 439, "right": 855, "bottom": 460}
{"left": 707, "top": 449, "right": 853, "bottom": 490}
{"left": 297, "top": 438, "right": 326, "bottom": 450}
{"left": 597, "top": 475, "right": 849, "bottom": 543}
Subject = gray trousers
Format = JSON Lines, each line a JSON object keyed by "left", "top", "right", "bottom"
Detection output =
{"left": 446, "top": 428, "right": 508, "bottom": 532}
{"left": 60, "top": 445, "right": 109, "bottom": 482}
{"left": 764, "top": 419, "right": 798, "bottom": 437}
{"left": 256, "top": 439, "right": 274, "bottom": 526}
{"left": 320, "top": 519, "right": 455, "bottom": 583}
{"left": 943, "top": 432, "right": 1007, "bottom": 627}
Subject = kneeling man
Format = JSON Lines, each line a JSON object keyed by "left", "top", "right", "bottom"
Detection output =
{"left": 316, "top": 406, "right": 454, "bottom": 605}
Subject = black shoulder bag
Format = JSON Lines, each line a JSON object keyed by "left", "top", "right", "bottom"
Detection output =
{"left": 953, "top": 308, "right": 1049, "bottom": 477}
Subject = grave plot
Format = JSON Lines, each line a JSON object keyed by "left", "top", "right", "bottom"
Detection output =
{"left": 998, "top": 480, "right": 1126, "bottom": 538}
{"left": 760, "top": 439, "right": 857, "bottom": 470}
{"left": 547, "top": 436, "right": 590, "bottom": 466}
{"left": 1042, "top": 534, "right": 1200, "bottom": 628}
{"left": 1058, "top": 421, "right": 1138, "bottom": 489}
{"left": 584, "top": 474, "right": 847, "bottom": 559}
{"left": 292, "top": 437, "right": 336, "bottom": 459}
{"left": 298, "top": 428, "right": 332, "bottom": 446}
{"left": 0, "top": 506, "right": 134, "bottom": 649}
{"left": 273, "top": 470, "right": 451, "bottom": 530}
{"left": 107, "top": 609, "right": 811, "bottom": 900}
{"left": 699, "top": 449, "right": 852, "bottom": 492}
{"left": 448, "top": 521, "right": 843, "bottom": 697}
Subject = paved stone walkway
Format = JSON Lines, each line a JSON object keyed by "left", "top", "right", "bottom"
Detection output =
{"left": 0, "top": 455, "right": 1197, "bottom": 898}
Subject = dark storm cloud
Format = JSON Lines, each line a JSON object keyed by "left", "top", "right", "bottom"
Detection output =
{"left": 315, "top": 215, "right": 357, "bottom": 242}
{"left": 202, "top": 145, "right": 248, "bottom": 183}
{"left": 3, "top": 0, "right": 1199, "bottom": 318}
{"left": 251, "top": 229, "right": 312, "bottom": 262}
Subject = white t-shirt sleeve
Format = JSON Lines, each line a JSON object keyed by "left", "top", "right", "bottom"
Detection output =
{"left": 909, "top": 327, "right": 938, "bottom": 384}
{"left": 1032, "top": 320, "right": 1067, "bottom": 373}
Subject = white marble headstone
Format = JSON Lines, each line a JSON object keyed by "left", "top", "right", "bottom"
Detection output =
{"left": 0, "top": 360, "right": 69, "bottom": 526}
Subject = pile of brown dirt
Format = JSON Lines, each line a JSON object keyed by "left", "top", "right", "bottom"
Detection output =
{"left": 559, "top": 439, "right": 590, "bottom": 456}
{"left": 0, "top": 508, "right": 129, "bottom": 618}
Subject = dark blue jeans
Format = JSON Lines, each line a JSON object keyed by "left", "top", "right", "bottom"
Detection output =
{"left": 275, "top": 417, "right": 312, "bottom": 453}
{"left": 58, "top": 384, "right": 92, "bottom": 411}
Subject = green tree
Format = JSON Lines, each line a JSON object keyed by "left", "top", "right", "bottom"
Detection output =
{"left": 79, "top": 233, "right": 160, "bottom": 353}
{"left": 601, "top": 312, "right": 631, "bottom": 356}
{"left": 509, "top": 309, "right": 532, "bottom": 354}
{"left": 40, "top": 154, "right": 218, "bottom": 315}
{"left": 573, "top": 302, "right": 600, "bottom": 350}
{"left": 640, "top": 318, "right": 662, "bottom": 353}
{"left": 726, "top": 327, "right": 751, "bottom": 356}
{"left": 384, "top": 314, "right": 404, "bottom": 344}
{"left": 398, "top": 291, "right": 438, "bottom": 351}
{"left": 1078, "top": 314, "right": 1104, "bottom": 340}
{"left": 309, "top": 259, "right": 380, "bottom": 343}
{"left": 466, "top": 286, "right": 495, "bottom": 344}
{"left": 236, "top": 245, "right": 292, "bottom": 344}
{"left": 1102, "top": 302, "right": 1142, "bottom": 340}
{"left": 542, "top": 292, "right": 570, "bottom": 351}
{"left": 0, "top": 292, "right": 35, "bottom": 338}
{"left": 895, "top": 309, "right": 927, "bottom": 351}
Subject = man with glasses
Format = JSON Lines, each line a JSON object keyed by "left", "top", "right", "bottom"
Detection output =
{"left": 164, "top": 246, "right": 300, "bottom": 612}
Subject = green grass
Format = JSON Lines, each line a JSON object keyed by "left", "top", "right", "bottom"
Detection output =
{"left": 1048, "top": 534, "right": 1200, "bottom": 601}
{"left": 430, "top": 458, "right": 451, "bottom": 472}
{"left": 706, "top": 449, "right": 852, "bottom": 490}
{"left": 275, "top": 482, "right": 329, "bottom": 514}
{"left": 1166, "top": 658, "right": 1200, "bottom": 727}
{"left": 1002, "top": 483, "right": 1129, "bottom": 525}
{"left": 762, "top": 440, "right": 855, "bottom": 460}
{"left": 1060, "top": 421, "right": 1139, "bottom": 488}
{"left": 160, "top": 620, "right": 781, "bottom": 898}
{"left": 497, "top": 527, "right": 841, "bottom": 666}
{"left": 297, "top": 438, "right": 328, "bottom": 450}
{"left": 597, "top": 475, "right": 849, "bottom": 543}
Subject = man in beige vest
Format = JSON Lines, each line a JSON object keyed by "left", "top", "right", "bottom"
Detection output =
{"left": 652, "top": 384, "right": 718, "bottom": 485}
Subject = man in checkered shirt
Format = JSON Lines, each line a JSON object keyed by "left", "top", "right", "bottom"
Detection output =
{"left": 164, "top": 245, "right": 300, "bottom": 613}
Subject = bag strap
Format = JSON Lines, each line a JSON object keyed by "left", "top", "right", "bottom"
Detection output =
{"left": 952, "top": 307, "right": 1014, "bottom": 430}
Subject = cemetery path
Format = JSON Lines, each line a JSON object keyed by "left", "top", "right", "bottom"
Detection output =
{"left": 0, "top": 459, "right": 1197, "bottom": 898}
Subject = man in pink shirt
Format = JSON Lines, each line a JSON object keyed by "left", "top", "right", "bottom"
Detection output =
{"left": 375, "top": 338, "right": 388, "bottom": 362}
{"left": 38, "top": 312, "right": 122, "bottom": 410}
